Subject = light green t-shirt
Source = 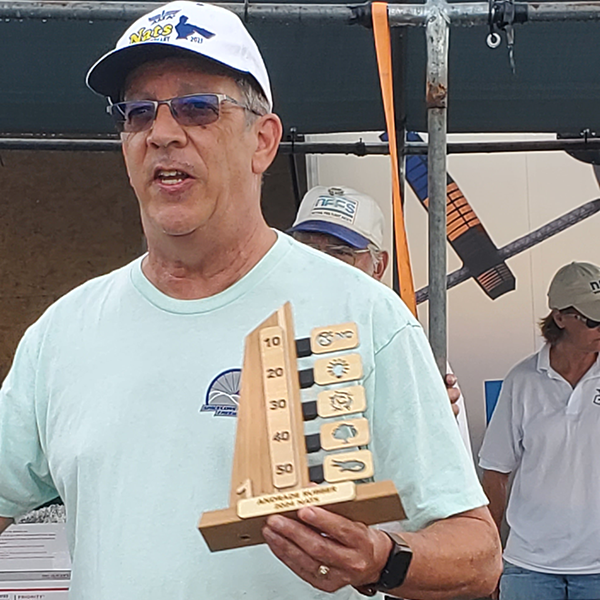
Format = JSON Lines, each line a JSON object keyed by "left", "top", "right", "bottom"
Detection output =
{"left": 0, "top": 233, "right": 486, "bottom": 599}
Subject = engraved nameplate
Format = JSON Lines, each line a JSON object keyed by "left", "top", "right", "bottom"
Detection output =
{"left": 237, "top": 481, "right": 357, "bottom": 519}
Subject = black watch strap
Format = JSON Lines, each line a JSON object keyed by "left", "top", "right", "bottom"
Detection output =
{"left": 354, "top": 531, "right": 413, "bottom": 596}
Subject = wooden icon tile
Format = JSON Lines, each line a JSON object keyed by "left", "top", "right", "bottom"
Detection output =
{"left": 317, "top": 385, "right": 367, "bottom": 418}
{"left": 323, "top": 449, "right": 374, "bottom": 483}
{"left": 313, "top": 353, "right": 363, "bottom": 386}
{"left": 320, "top": 418, "right": 370, "bottom": 451}
{"left": 310, "top": 322, "right": 359, "bottom": 354}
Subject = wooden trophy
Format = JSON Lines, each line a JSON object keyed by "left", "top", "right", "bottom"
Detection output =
{"left": 198, "top": 302, "right": 404, "bottom": 552}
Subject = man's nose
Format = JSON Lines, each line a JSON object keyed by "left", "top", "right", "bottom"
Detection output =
{"left": 147, "top": 103, "right": 186, "bottom": 146}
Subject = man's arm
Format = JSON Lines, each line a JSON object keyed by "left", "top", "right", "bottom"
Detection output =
{"left": 263, "top": 504, "right": 502, "bottom": 600}
{"left": 0, "top": 516, "right": 14, "bottom": 534}
{"left": 482, "top": 469, "right": 510, "bottom": 532}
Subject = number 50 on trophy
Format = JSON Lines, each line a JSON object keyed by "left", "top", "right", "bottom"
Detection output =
{"left": 198, "top": 303, "right": 404, "bottom": 551}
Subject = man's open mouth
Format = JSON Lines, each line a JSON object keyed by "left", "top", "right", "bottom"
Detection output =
{"left": 154, "top": 169, "right": 192, "bottom": 185}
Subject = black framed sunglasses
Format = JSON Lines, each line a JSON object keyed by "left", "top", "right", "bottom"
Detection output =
{"left": 564, "top": 312, "right": 600, "bottom": 329}
{"left": 107, "top": 93, "right": 261, "bottom": 133}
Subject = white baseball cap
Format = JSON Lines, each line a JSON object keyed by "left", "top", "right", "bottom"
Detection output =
{"left": 86, "top": 1, "right": 272, "bottom": 110}
{"left": 289, "top": 186, "right": 385, "bottom": 250}
{"left": 548, "top": 261, "right": 600, "bottom": 321}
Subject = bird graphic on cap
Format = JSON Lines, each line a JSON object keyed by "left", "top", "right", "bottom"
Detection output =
{"left": 175, "top": 15, "right": 215, "bottom": 39}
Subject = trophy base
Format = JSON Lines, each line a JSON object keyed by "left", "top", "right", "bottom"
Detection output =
{"left": 198, "top": 480, "right": 404, "bottom": 552}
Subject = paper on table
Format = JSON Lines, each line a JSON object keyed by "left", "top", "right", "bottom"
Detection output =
{"left": 0, "top": 523, "right": 70, "bottom": 598}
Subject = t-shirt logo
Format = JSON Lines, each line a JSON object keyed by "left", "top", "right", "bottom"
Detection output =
{"left": 201, "top": 369, "right": 241, "bottom": 417}
{"left": 593, "top": 389, "right": 600, "bottom": 406}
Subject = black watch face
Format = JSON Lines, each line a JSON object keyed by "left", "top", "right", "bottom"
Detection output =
{"left": 379, "top": 546, "right": 412, "bottom": 590}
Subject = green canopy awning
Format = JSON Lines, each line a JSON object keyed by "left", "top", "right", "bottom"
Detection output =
{"left": 1, "top": 1, "right": 599, "bottom": 136}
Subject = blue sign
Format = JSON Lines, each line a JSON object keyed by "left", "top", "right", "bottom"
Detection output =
{"left": 484, "top": 380, "right": 504, "bottom": 423}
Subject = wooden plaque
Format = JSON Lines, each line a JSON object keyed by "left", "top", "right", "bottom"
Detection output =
{"left": 198, "top": 303, "right": 404, "bottom": 552}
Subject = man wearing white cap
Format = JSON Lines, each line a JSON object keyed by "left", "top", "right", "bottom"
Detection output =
{"left": 290, "top": 185, "right": 472, "bottom": 449}
{"left": 480, "top": 261, "right": 600, "bottom": 600}
{"left": 289, "top": 186, "right": 390, "bottom": 280}
{"left": 0, "top": 2, "right": 500, "bottom": 599}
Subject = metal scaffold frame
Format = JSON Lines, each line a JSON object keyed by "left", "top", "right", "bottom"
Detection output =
{"left": 2, "top": 0, "right": 600, "bottom": 369}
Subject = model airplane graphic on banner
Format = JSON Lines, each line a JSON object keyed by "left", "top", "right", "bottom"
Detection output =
{"left": 404, "top": 132, "right": 516, "bottom": 301}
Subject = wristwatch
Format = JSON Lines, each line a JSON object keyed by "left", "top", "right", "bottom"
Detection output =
{"left": 354, "top": 531, "right": 413, "bottom": 597}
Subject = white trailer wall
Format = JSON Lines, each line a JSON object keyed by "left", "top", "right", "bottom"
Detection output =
{"left": 308, "top": 132, "right": 600, "bottom": 456}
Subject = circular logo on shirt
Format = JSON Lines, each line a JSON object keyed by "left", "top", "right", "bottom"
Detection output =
{"left": 201, "top": 369, "right": 241, "bottom": 417}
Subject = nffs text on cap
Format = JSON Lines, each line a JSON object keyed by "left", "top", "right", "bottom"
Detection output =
{"left": 86, "top": 1, "right": 272, "bottom": 110}
{"left": 289, "top": 186, "right": 385, "bottom": 250}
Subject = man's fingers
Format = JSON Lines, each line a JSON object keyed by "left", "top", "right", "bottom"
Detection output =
{"left": 296, "top": 506, "right": 372, "bottom": 549}
{"left": 262, "top": 525, "right": 317, "bottom": 578}
{"left": 262, "top": 520, "right": 344, "bottom": 592}
{"left": 448, "top": 387, "right": 460, "bottom": 403}
{"left": 263, "top": 512, "right": 388, "bottom": 590}
{"left": 445, "top": 373, "right": 461, "bottom": 417}
{"left": 444, "top": 373, "right": 458, "bottom": 387}
{"left": 264, "top": 512, "right": 353, "bottom": 569}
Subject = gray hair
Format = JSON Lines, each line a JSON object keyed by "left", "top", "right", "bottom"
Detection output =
{"left": 232, "top": 74, "right": 270, "bottom": 125}
{"left": 367, "top": 244, "right": 384, "bottom": 267}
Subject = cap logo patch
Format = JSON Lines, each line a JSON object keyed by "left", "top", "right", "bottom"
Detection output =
{"left": 590, "top": 280, "right": 600, "bottom": 294}
{"left": 129, "top": 24, "right": 174, "bottom": 44}
{"left": 175, "top": 15, "right": 215, "bottom": 40}
{"left": 311, "top": 195, "right": 357, "bottom": 224}
{"left": 148, "top": 9, "right": 180, "bottom": 24}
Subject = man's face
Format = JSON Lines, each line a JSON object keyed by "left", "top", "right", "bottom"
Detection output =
{"left": 553, "top": 309, "right": 600, "bottom": 353}
{"left": 120, "top": 58, "right": 273, "bottom": 240}
{"left": 293, "top": 231, "right": 384, "bottom": 279}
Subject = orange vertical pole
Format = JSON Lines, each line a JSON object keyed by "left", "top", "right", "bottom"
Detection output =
{"left": 372, "top": 1, "right": 417, "bottom": 316}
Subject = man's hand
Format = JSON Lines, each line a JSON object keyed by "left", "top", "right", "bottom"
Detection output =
{"left": 444, "top": 373, "right": 460, "bottom": 417}
{"left": 265, "top": 506, "right": 501, "bottom": 600}
{"left": 262, "top": 506, "right": 392, "bottom": 593}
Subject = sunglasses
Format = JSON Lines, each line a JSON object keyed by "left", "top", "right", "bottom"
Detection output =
{"left": 301, "top": 241, "right": 377, "bottom": 267}
{"left": 565, "top": 312, "right": 600, "bottom": 329}
{"left": 107, "top": 93, "right": 261, "bottom": 133}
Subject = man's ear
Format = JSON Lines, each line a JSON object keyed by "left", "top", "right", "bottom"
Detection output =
{"left": 552, "top": 309, "right": 566, "bottom": 329}
{"left": 251, "top": 113, "right": 283, "bottom": 175}
{"left": 373, "top": 250, "right": 390, "bottom": 281}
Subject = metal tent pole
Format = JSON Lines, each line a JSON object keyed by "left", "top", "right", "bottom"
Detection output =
{"left": 3, "top": 136, "right": 600, "bottom": 154}
{"left": 3, "top": 2, "right": 600, "bottom": 27}
{"left": 415, "top": 197, "right": 600, "bottom": 303}
{"left": 425, "top": 0, "right": 449, "bottom": 374}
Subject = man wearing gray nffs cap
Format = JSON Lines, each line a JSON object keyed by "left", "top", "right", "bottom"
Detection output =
{"left": 0, "top": 2, "right": 500, "bottom": 599}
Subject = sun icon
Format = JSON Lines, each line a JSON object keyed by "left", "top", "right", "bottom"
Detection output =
{"left": 327, "top": 358, "right": 350, "bottom": 379}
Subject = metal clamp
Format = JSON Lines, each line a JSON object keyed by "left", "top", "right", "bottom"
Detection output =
{"left": 486, "top": 0, "right": 527, "bottom": 72}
